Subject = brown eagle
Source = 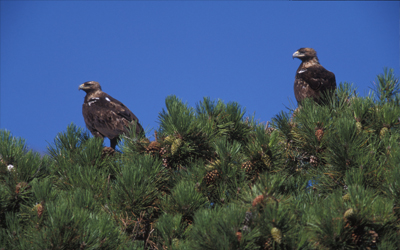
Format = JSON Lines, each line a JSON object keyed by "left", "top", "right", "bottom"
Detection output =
{"left": 292, "top": 48, "right": 336, "bottom": 105}
{"left": 79, "top": 81, "right": 144, "bottom": 149}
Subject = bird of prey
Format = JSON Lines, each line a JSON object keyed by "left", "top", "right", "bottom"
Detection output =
{"left": 292, "top": 48, "right": 336, "bottom": 105}
{"left": 79, "top": 81, "right": 144, "bottom": 149}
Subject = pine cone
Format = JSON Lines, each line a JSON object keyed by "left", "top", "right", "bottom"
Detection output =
{"left": 146, "top": 141, "right": 161, "bottom": 154}
{"left": 32, "top": 203, "right": 44, "bottom": 218}
{"left": 241, "top": 161, "right": 253, "bottom": 173}
{"left": 15, "top": 182, "right": 29, "bottom": 194}
{"left": 344, "top": 208, "right": 354, "bottom": 219}
{"left": 172, "top": 238, "right": 180, "bottom": 247}
{"left": 310, "top": 155, "right": 318, "bottom": 167}
{"left": 271, "top": 227, "right": 282, "bottom": 244}
{"left": 252, "top": 194, "right": 264, "bottom": 207}
{"left": 355, "top": 122, "right": 362, "bottom": 132}
{"left": 33, "top": 203, "right": 44, "bottom": 218}
{"left": 315, "top": 128, "right": 324, "bottom": 142}
{"left": 101, "top": 147, "right": 115, "bottom": 159}
{"left": 369, "top": 230, "right": 378, "bottom": 244}
{"left": 380, "top": 127, "right": 389, "bottom": 138}
{"left": 236, "top": 231, "right": 242, "bottom": 242}
{"left": 171, "top": 138, "right": 183, "bottom": 155}
{"left": 205, "top": 170, "right": 220, "bottom": 185}
{"left": 37, "top": 204, "right": 44, "bottom": 218}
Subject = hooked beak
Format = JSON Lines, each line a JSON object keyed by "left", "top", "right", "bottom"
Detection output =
{"left": 78, "top": 84, "right": 85, "bottom": 91}
{"left": 292, "top": 51, "right": 301, "bottom": 59}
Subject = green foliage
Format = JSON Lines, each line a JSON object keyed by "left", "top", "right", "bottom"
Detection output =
{"left": 28, "top": 199, "right": 122, "bottom": 249}
{"left": 160, "top": 179, "right": 207, "bottom": 220}
{"left": 159, "top": 95, "right": 196, "bottom": 136}
{"left": 372, "top": 67, "right": 400, "bottom": 104}
{"left": 0, "top": 130, "right": 27, "bottom": 168}
{"left": 1, "top": 68, "right": 400, "bottom": 249}
{"left": 195, "top": 97, "right": 251, "bottom": 143}
{"left": 109, "top": 154, "right": 166, "bottom": 215}
{"left": 155, "top": 213, "right": 186, "bottom": 248}
{"left": 47, "top": 123, "right": 108, "bottom": 169}
{"left": 187, "top": 204, "right": 248, "bottom": 250}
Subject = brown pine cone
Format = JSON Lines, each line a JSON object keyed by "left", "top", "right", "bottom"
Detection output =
{"left": 310, "top": 155, "right": 318, "bottom": 167}
{"left": 236, "top": 231, "right": 242, "bottom": 242}
{"left": 146, "top": 141, "right": 161, "bottom": 154}
{"left": 205, "top": 170, "right": 220, "bottom": 185}
{"left": 252, "top": 194, "right": 264, "bottom": 207}
{"left": 241, "top": 161, "right": 253, "bottom": 173}
{"left": 15, "top": 182, "right": 29, "bottom": 194}
{"left": 315, "top": 128, "right": 324, "bottom": 142}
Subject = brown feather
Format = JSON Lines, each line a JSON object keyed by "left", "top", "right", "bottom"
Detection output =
{"left": 293, "top": 48, "right": 336, "bottom": 104}
{"left": 79, "top": 81, "right": 143, "bottom": 149}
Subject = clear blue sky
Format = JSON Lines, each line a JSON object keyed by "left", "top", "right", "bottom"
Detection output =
{"left": 1, "top": 1, "right": 399, "bottom": 154}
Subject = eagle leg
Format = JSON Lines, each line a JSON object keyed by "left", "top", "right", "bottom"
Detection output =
{"left": 110, "top": 138, "right": 119, "bottom": 150}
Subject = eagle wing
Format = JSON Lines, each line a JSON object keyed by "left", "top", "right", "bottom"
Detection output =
{"left": 294, "top": 65, "right": 336, "bottom": 104}
{"left": 82, "top": 94, "right": 143, "bottom": 140}
{"left": 298, "top": 65, "right": 336, "bottom": 91}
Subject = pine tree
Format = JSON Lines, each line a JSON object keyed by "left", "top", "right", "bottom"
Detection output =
{"left": 1, "top": 69, "right": 400, "bottom": 249}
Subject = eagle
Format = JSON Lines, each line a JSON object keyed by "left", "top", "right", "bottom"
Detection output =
{"left": 292, "top": 48, "right": 336, "bottom": 105}
{"left": 79, "top": 81, "right": 144, "bottom": 149}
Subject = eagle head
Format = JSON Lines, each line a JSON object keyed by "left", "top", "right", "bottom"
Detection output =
{"left": 292, "top": 48, "right": 317, "bottom": 61}
{"left": 78, "top": 81, "right": 102, "bottom": 93}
